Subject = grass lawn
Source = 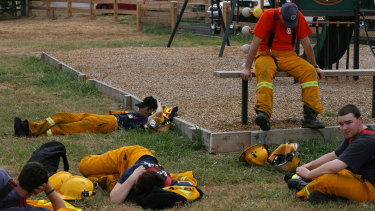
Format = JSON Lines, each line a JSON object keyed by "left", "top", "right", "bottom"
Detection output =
{"left": 1, "top": 13, "right": 375, "bottom": 210}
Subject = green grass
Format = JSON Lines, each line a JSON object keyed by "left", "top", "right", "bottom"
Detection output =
{"left": 1, "top": 15, "right": 375, "bottom": 210}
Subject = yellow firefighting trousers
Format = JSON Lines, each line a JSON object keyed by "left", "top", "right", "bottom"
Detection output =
{"left": 253, "top": 50, "right": 323, "bottom": 117}
{"left": 79, "top": 145, "right": 155, "bottom": 191}
{"left": 296, "top": 169, "right": 375, "bottom": 201}
{"left": 28, "top": 112, "right": 118, "bottom": 136}
{"left": 27, "top": 200, "right": 81, "bottom": 211}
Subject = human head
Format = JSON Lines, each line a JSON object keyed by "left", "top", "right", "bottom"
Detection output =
{"left": 337, "top": 104, "right": 364, "bottom": 139}
{"left": 280, "top": 2, "right": 299, "bottom": 29}
{"left": 338, "top": 104, "right": 361, "bottom": 118}
{"left": 133, "top": 170, "right": 165, "bottom": 193}
{"left": 136, "top": 96, "right": 158, "bottom": 117}
{"left": 18, "top": 161, "right": 49, "bottom": 193}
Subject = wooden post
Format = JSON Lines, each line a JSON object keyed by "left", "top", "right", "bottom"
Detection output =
{"left": 90, "top": 0, "right": 94, "bottom": 20}
{"left": 170, "top": 1, "right": 176, "bottom": 31}
{"left": 28, "top": 0, "right": 32, "bottom": 16}
{"left": 46, "top": 0, "right": 51, "bottom": 17}
{"left": 223, "top": 1, "right": 229, "bottom": 30}
{"left": 114, "top": 0, "right": 119, "bottom": 21}
{"left": 68, "top": 0, "right": 72, "bottom": 17}
{"left": 205, "top": 0, "right": 210, "bottom": 24}
{"left": 136, "top": 2, "right": 142, "bottom": 31}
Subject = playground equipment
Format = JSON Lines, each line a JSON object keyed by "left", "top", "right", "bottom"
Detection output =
{"left": 0, "top": 0, "right": 27, "bottom": 17}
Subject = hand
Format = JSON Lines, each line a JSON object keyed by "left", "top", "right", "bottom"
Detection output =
{"left": 32, "top": 183, "right": 52, "bottom": 195}
{"left": 131, "top": 166, "right": 147, "bottom": 181}
{"left": 301, "top": 163, "right": 312, "bottom": 170}
{"left": 155, "top": 101, "right": 163, "bottom": 117}
{"left": 241, "top": 68, "right": 253, "bottom": 81}
{"left": 316, "top": 67, "right": 324, "bottom": 80}
{"left": 296, "top": 166, "right": 311, "bottom": 179}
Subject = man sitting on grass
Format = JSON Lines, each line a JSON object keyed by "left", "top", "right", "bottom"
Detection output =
{"left": 285, "top": 104, "right": 375, "bottom": 203}
{"left": 0, "top": 162, "right": 66, "bottom": 210}
{"left": 14, "top": 96, "right": 165, "bottom": 137}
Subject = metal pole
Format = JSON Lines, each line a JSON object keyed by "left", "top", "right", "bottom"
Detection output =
{"left": 353, "top": 0, "right": 360, "bottom": 80}
{"left": 241, "top": 80, "right": 248, "bottom": 125}
{"left": 373, "top": 76, "right": 375, "bottom": 118}
{"left": 167, "top": 0, "right": 189, "bottom": 48}
{"left": 219, "top": 0, "right": 238, "bottom": 57}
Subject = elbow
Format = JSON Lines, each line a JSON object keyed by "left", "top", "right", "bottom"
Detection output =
{"left": 110, "top": 193, "right": 122, "bottom": 204}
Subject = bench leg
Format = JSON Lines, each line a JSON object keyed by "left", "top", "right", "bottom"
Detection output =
{"left": 373, "top": 76, "right": 375, "bottom": 118}
{"left": 242, "top": 80, "right": 248, "bottom": 125}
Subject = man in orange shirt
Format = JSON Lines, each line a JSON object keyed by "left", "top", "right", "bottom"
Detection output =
{"left": 240, "top": 2, "right": 325, "bottom": 131}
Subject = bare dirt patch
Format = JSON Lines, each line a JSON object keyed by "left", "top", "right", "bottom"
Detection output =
{"left": 49, "top": 45, "right": 375, "bottom": 132}
{"left": 2, "top": 14, "right": 375, "bottom": 132}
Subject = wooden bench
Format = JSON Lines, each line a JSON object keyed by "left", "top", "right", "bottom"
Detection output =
{"left": 213, "top": 69, "right": 375, "bottom": 125}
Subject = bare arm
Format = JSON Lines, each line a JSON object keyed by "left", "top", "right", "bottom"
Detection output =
{"left": 147, "top": 100, "right": 163, "bottom": 122}
{"left": 297, "top": 159, "right": 347, "bottom": 179}
{"left": 110, "top": 166, "right": 146, "bottom": 203}
{"left": 240, "top": 35, "right": 262, "bottom": 81}
{"left": 300, "top": 36, "right": 324, "bottom": 79}
{"left": 302, "top": 151, "right": 338, "bottom": 170}
{"left": 34, "top": 183, "right": 66, "bottom": 210}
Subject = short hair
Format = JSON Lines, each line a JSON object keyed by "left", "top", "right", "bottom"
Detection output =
{"left": 133, "top": 170, "right": 165, "bottom": 193}
{"left": 338, "top": 104, "right": 361, "bottom": 118}
{"left": 19, "top": 162, "right": 49, "bottom": 193}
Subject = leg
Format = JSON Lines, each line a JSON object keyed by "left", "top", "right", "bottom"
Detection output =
{"left": 79, "top": 145, "right": 155, "bottom": 191}
{"left": 277, "top": 52, "right": 323, "bottom": 114}
{"left": 46, "top": 114, "right": 118, "bottom": 136}
{"left": 296, "top": 169, "right": 375, "bottom": 201}
{"left": 277, "top": 51, "right": 324, "bottom": 128}
{"left": 28, "top": 112, "right": 117, "bottom": 136}
{"left": 28, "top": 112, "right": 93, "bottom": 136}
{"left": 254, "top": 52, "right": 278, "bottom": 117}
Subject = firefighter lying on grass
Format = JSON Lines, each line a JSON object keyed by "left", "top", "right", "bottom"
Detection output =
{"left": 79, "top": 145, "right": 203, "bottom": 210}
{"left": 14, "top": 96, "right": 178, "bottom": 137}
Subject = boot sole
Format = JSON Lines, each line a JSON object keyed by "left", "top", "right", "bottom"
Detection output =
{"left": 302, "top": 122, "right": 325, "bottom": 129}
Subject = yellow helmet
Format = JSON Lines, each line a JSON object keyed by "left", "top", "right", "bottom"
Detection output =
{"left": 239, "top": 144, "right": 270, "bottom": 166}
{"left": 253, "top": 7, "right": 263, "bottom": 18}
{"left": 268, "top": 143, "right": 300, "bottom": 171}
{"left": 58, "top": 176, "right": 96, "bottom": 200}
{"left": 49, "top": 171, "right": 73, "bottom": 191}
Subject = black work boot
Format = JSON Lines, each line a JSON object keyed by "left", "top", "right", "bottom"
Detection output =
{"left": 284, "top": 172, "right": 312, "bottom": 183}
{"left": 255, "top": 109, "right": 271, "bottom": 131}
{"left": 14, "top": 117, "right": 29, "bottom": 137}
{"left": 302, "top": 105, "right": 325, "bottom": 129}
{"left": 309, "top": 191, "right": 348, "bottom": 204}
{"left": 288, "top": 179, "right": 308, "bottom": 191}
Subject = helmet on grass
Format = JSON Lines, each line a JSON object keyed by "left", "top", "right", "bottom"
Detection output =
{"left": 58, "top": 176, "right": 96, "bottom": 200}
{"left": 49, "top": 171, "right": 73, "bottom": 191}
{"left": 239, "top": 144, "right": 270, "bottom": 166}
{"left": 268, "top": 143, "right": 300, "bottom": 171}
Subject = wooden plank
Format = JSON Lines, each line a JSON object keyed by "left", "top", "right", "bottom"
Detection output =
{"left": 209, "top": 125, "right": 375, "bottom": 153}
{"left": 144, "top": 11, "right": 169, "bottom": 16}
{"left": 71, "top": 8, "right": 89, "bottom": 12}
{"left": 182, "top": 12, "right": 205, "bottom": 18}
{"left": 117, "top": 0, "right": 138, "bottom": 4}
{"left": 142, "top": 2, "right": 170, "bottom": 9}
{"left": 210, "top": 131, "right": 252, "bottom": 153}
{"left": 142, "top": 17, "right": 170, "bottom": 23}
{"left": 213, "top": 69, "right": 375, "bottom": 78}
